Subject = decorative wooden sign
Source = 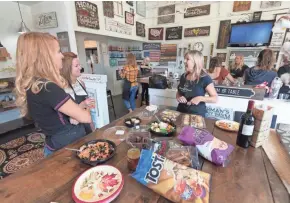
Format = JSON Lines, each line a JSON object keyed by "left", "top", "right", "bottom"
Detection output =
{"left": 125, "top": 11, "right": 134, "bottom": 25}
{"left": 184, "top": 5, "right": 210, "bottom": 18}
{"left": 215, "top": 85, "right": 265, "bottom": 100}
{"left": 75, "top": 1, "right": 99, "bottom": 30}
{"left": 57, "top": 32, "right": 70, "bottom": 53}
{"left": 217, "top": 20, "right": 231, "bottom": 49}
{"left": 184, "top": 26, "right": 210, "bottom": 37}
{"left": 103, "top": 1, "right": 114, "bottom": 18}
{"left": 105, "top": 18, "right": 132, "bottom": 35}
{"left": 149, "top": 28, "right": 164, "bottom": 40}
{"left": 253, "top": 11, "right": 262, "bottom": 22}
{"left": 136, "top": 21, "right": 145, "bottom": 37}
{"left": 206, "top": 106, "right": 234, "bottom": 120}
{"left": 160, "top": 44, "right": 177, "bottom": 63}
{"left": 143, "top": 43, "right": 161, "bottom": 50}
{"left": 34, "top": 12, "right": 58, "bottom": 29}
{"left": 166, "top": 26, "right": 183, "bottom": 40}
{"left": 233, "top": 1, "right": 251, "bottom": 12}
{"left": 158, "top": 5, "right": 175, "bottom": 24}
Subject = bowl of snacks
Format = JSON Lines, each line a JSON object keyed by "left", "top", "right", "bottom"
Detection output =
{"left": 149, "top": 121, "right": 176, "bottom": 137}
{"left": 126, "top": 125, "right": 151, "bottom": 149}
{"left": 77, "top": 139, "right": 116, "bottom": 166}
{"left": 124, "top": 117, "right": 141, "bottom": 128}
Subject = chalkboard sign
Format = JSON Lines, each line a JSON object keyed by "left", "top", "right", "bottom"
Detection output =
{"left": 166, "top": 26, "right": 182, "bottom": 40}
{"left": 143, "top": 43, "right": 161, "bottom": 50}
{"left": 184, "top": 5, "right": 210, "bottom": 18}
{"left": 75, "top": 1, "right": 99, "bottom": 30}
{"left": 136, "top": 21, "right": 145, "bottom": 37}
{"left": 206, "top": 106, "right": 234, "bottom": 120}
{"left": 184, "top": 26, "right": 210, "bottom": 37}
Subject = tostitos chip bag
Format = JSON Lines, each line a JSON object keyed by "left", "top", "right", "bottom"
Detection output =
{"left": 131, "top": 150, "right": 211, "bottom": 203}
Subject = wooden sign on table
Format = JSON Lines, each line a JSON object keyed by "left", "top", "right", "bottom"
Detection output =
{"left": 217, "top": 20, "right": 231, "bottom": 49}
{"left": 233, "top": 1, "right": 251, "bottom": 12}
{"left": 103, "top": 1, "right": 114, "bottom": 18}
{"left": 148, "top": 28, "right": 164, "bottom": 40}
{"left": 184, "top": 26, "right": 210, "bottom": 37}
{"left": 165, "top": 26, "right": 183, "bottom": 40}
{"left": 136, "top": 21, "right": 145, "bottom": 37}
{"left": 184, "top": 4, "right": 210, "bottom": 18}
{"left": 75, "top": 1, "right": 99, "bottom": 30}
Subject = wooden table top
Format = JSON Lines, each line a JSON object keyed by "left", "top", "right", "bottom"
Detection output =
{"left": 0, "top": 108, "right": 288, "bottom": 203}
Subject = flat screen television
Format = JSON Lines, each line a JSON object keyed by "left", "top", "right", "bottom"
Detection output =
{"left": 228, "top": 21, "right": 275, "bottom": 47}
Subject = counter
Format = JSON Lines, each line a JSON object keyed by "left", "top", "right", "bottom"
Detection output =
{"left": 149, "top": 87, "right": 290, "bottom": 125}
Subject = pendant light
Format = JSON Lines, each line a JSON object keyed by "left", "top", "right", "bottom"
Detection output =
{"left": 17, "top": 1, "right": 30, "bottom": 34}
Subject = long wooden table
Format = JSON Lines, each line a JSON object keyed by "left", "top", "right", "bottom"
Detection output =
{"left": 0, "top": 108, "right": 289, "bottom": 203}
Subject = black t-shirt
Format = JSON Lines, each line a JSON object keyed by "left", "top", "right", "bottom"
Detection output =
{"left": 177, "top": 74, "right": 213, "bottom": 116}
{"left": 230, "top": 65, "right": 249, "bottom": 78}
{"left": 27, "top": 81, "right": 86, "bottom": 149}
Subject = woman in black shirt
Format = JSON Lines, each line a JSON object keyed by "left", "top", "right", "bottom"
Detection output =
{"left": 176, "top": 50, "right": 218, "bottom": 117}
{"left": 230, "top": 55, "right": 249, "bottom": 78}
{"left": 15, "top": 32, "right": 92, "bottom": 157}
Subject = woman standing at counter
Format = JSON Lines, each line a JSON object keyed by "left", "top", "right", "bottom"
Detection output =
{"left": 119, "top": 53, "right": 139, "bottom": 113}
{"left": 208, "top": 57, "right": 235, "bottom": 85}
{"left": 176, "top": 51, "right": 218, "bottom": 117}
{"left": 60, "top": 52, "right": 95, "bottom": 134}
{"left": 15, "top": 32, "right": 92, "bottom": 157}
{"left": 230, "top": 55, "right": 249, "bottom": 78}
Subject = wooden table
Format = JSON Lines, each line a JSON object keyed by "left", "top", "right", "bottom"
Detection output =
{"left": 0, "top": 108, "right": 289, "bottom": 203}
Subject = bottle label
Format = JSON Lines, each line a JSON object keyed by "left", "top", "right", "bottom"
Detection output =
{"left": 242, "top": 124, "right": 254, "bottom": 136}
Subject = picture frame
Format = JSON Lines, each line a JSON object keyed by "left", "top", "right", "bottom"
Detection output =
{"left": 158, "top": 5, "right": 175, "bottom": 25}
{"left": 260, "top": 1, "right": 282, "bottom": 9}
{"left": 114, "top": 1, "right": 123, "bottom": 17}
{"left": 126, "top": 1, "right": 133, "bottom": 7}
{"left": 34, "top": 12, "right": 58, "bottom": 29}
{"left": 136, "top": 1, "right": 146, "bottom": 17}
{"left": 125, "top": 11, "right": 134, "bottom": 25}
{"left": 75, "top": 1, "right": 99, "bottom": 30}
{"left": 103, "top": 1, "right": 114, "bottom": 18}
{"left": 130, "top": 8, "right": 134, "bottom": 14}
{"left": 233, "top": 1, "right": 251, "bottom": 12}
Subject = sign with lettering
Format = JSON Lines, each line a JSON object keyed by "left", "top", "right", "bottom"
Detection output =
{"left": 166, "top": 26, "right": 183, "bottom": 40}
{"left": 143, "top": 43, "right": 161, "bottom": 50}
{"left": 105, "top": 18, "right": 132, "bottom": 35}
{"left": 149, "top": 28, "right": 164, "bottom": 40}
{"left": 206, "top": 106, "right": 234, "bottom": 120}
{"left": 184, "top": 26, "right": 210, "bottom": 37}
{"left": 160, "top": 44, "right": 177, "bottom": 63}
{"left": 253, "top": 11, "right": 262, "bottom": 22}
{"left": 184, "top": 5, "right": 210, "bottom": 18}
{"left": 136, "top": 21, "right": 145, "bottom": 37}
{"left": 75, "top": 1, "right": 99, "bottom": 30}
{"left": 34, "top": 12, "right": 58, "bottom": 29}
{"left": 215, "top": 86, "right": 255, "bottom": 99}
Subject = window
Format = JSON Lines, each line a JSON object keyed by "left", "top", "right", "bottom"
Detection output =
{"left": 114, "top": 1, "right": 123, "bottom": 17}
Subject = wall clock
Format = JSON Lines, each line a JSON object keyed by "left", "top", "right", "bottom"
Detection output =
{"left": 193, "top": 42, "right": 204, "bottom": 52}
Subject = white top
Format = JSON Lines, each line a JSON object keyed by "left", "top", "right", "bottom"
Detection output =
{"left": 65, "top": 79, "right": 87, "bottom": 100}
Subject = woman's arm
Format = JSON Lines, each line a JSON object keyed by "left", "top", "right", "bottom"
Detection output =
{"left": 226, "top": 74, "right": 236, "bottom": 84}
{"left": 189, "top": 83, "right": 218, "bottom": 105}
{"left": 176, "top": 91, "right": 187, "bottom": 103}
{"left": 58, "top": 99, "right": 92, "bottom": 123}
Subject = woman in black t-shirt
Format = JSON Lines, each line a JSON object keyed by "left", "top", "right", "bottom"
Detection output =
{"left": 230, "top": 55, "right": 249, "bottom": 78}
{"left": 15, "top": 32, "right": 92, "bottom": 157}
{"left": 176, "top": 51, "right": 218, "bottom": 116}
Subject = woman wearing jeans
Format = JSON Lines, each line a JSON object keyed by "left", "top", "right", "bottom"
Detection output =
{"left": 119, "top": 54, "right": 139, "bottom": 113}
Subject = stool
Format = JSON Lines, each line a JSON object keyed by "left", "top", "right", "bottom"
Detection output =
{"left": 107, "top": 89, "right": 116, "bottom": 118}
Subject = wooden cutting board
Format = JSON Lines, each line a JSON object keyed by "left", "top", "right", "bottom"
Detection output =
{"left": 263, "top": 130, "right": 290, "bottom": 193}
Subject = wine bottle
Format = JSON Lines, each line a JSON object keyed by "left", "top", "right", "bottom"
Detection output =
{"left": 236, "top": 100, "right": 255, "bottom": 148}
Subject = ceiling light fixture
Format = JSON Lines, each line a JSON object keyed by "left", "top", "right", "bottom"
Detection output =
{"left": 17, "top": 1, "right": 30, "bottom": 34}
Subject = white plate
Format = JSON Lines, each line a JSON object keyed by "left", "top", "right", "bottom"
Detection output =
{"left": 215, "top": 120, "right": 240, "bottom": 132}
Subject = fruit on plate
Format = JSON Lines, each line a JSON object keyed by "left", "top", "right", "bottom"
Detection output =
{"left": 150, "top": 122, "right": 175, "bottom": 134}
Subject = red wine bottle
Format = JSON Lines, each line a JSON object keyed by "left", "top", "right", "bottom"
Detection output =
{"left": 236, "top": 100, "right": 255, "bottom": 148}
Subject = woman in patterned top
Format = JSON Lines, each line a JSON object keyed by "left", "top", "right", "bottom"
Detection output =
{"left": 119, "top": 53, "right": 139, "bottom": 113}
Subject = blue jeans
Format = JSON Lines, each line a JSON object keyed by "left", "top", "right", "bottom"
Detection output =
{"left": 124, "top": 85, "right": 138, "bottom": 110}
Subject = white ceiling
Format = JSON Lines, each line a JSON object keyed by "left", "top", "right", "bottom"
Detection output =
{"left": 16, "top": 1, "right": 42, "bottom": 6}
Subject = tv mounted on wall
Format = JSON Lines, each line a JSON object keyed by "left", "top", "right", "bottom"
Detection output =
{"left": 228, "top": 20, "right": 275, "bottom": 47}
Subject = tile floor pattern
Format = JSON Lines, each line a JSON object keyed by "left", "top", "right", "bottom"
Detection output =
{"left": 0, "top": 95, "right": 142, "bottom": 179}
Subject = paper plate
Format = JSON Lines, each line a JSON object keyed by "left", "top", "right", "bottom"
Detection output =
{"left": 215, "top": 120, "right": 240, "bottom": 132}
{"left": 72, "top": 165, "right": 124, "bottom": 203}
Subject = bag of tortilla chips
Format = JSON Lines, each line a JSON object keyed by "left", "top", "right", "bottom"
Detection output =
{"left": 132, "top": 149, "right": 211, "bottom": 203}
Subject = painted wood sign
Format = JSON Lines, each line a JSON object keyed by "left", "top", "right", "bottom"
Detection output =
{"left": 149, "top": 28, "right": 164, "bottom": 40}
{"left": 217, "top": 20, "right": 231, "bottom": 49}
{"left": 184, "top": 26, "right": 210, "bottom": 37}
{"left": 34, "top": 12, "right": 58, "bottom": 29}
{"left": 75, "top": 1, "right": 99, "bottom": 30}
{"left": 103, "top": 1, "right": 114, "bottom": 18}
{"left": 143, "top": 43, "right": 161, "bottom": 51}
{"left": 215, "top": 85, "right": 265, "bottom": 100}
{"left": 184, "top": 5, "right": 210, "bottom": 18}
{"left": 206, "top": 106, "right": 234, "bottom": 121}
{"left": 136, "top": 21, "right": 145, "bottom": 37}
{"left": 166, "top": 26, "right": 183, "bottom": 40}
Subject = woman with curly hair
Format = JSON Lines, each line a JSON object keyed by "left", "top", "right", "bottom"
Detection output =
{"left": 15, "top": 32, "right": 92, "bottom": 157}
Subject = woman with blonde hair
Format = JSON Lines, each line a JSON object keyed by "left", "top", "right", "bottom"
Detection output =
{"left": 176, "top": 50, "right": 218, "bottom": 116}
{"left": 230, "top": 55, "right": 249, "bottom": 78}
{"left": 119, "top": 53, "right": 139, "bottom": 112}
{"left": 15, "top": 32, "right": 92, "bottom": 157}
{"left": 60, "top": 52, "right": 95, "bottom": 134}
{"left": 244, "top": 49, "right": 277, "bottom": 88}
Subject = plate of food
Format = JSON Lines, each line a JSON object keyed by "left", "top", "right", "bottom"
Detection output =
{"left": 77, "top": 140, "right": 116, "bottom": 166}
{"left": 72, "top": 165, "right": 124, "bottom": 203}
{"left": 215, "top": 120, "right": 240, "bottom": 132}
{"left": 182, "top": 114, "right": 206, "bottom": 129}
{"left": 124, "top": 117, "right": 141, "bottom": 128}
{"left": 160, "top": 109, "right": 180, "bottom": 123}
{"left": 150, "top": 121, "right": 176, "bottom": 137}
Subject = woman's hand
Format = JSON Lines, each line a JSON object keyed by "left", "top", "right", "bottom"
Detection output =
{"left": 70, "top": 118, "right": 79, "bottom": 125}
{"left": 84, "top": 98, "right": 95, "bottom": 108}
{"left": 177, "top": 95, "right": 187, "bottom": 103}
{"left": 188, "top": 96, "right": 203, "bottom": 105}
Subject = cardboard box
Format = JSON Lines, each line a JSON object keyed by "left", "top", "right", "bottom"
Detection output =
{"left": 253, "top": 105, "right": 274, "bottom": 121}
